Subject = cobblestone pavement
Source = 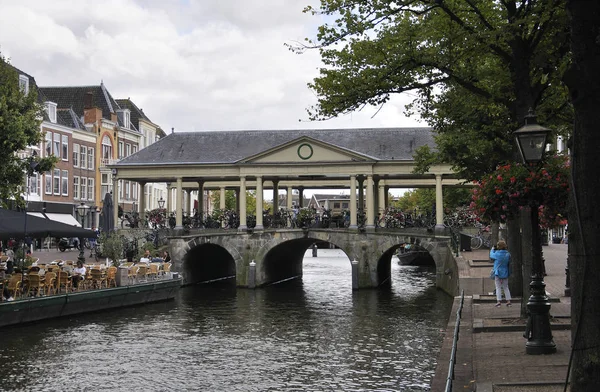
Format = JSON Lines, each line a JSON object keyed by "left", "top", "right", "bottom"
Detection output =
{"left": 432, "top": 243, "right": 571, "bottom": 392}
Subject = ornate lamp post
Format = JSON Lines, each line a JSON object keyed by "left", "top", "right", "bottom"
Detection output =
{"left": 514, "top": 110, "right": 556, "bottom": 355}
{"left": 158, "top": 197, "right": 165, "bottom": 209}
{"left": 75, "top": 202, "right": 88, "bottom": 265}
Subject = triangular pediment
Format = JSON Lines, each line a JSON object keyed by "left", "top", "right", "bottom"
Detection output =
{"left": 239, "top": 136, "right": 376, "bottom": 164}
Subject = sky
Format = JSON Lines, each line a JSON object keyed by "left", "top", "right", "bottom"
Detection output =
{"left": 0, "top": 0, "right": 420, "bottom": 197}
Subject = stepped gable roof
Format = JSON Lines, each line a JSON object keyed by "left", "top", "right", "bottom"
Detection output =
{"left": 116, "top": 127, "right": 435, "bottom": 166}
{"left": 39, "top": 82, "right": 121, "bottom": 123}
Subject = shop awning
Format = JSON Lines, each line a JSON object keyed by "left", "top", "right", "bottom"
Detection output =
{"left": 44, "top": 213, "right": 82, "bottom": 227}
{"left": 27, "top": 212, "right": 46, "bottom": 219}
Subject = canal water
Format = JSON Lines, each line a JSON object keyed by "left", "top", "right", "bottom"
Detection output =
{"left": 0, "top": 249, "right": 453, "bottom": 391}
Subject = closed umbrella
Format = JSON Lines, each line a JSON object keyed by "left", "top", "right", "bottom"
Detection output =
{"left": 101, "top": 192, "right": 115, "bottom": 233}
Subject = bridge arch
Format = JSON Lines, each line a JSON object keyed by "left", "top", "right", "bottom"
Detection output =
{"left": 169, "top": 229, "right": 458, "bottom": 295}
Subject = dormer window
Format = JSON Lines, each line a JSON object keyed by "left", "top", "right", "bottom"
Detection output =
{"left": 19, "top": 75, "right": 29, "bottom": 95}
{"left": 117, "top": 109, "right": 131, "bottom": 129}
{"left": 46, "top": 101, "right": 57, "bottom": 123}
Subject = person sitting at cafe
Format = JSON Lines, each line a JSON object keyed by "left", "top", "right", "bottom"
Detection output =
{"left": 162, "top": 251, "right": 171, "bottom": 263}
{"left": 71, "top": 261, "right": 86, "bottom": 290}
{"left": 151, "top": 252, "right": 163, "bottom": 263}
{"left": 1, "top": 264, "right": 14, "bottom": 301}
{"left": 139, "top": 250, "right": 152, "bottom": 265}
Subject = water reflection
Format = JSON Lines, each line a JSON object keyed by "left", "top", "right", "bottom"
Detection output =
{"left": 0, "top": 249, "right": 452, "bottom": 391}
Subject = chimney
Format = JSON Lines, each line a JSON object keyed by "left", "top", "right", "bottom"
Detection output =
{"left": 84, "top": 91, "right": 93, "bottom": 109}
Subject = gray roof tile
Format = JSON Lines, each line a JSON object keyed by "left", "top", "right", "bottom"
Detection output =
{"left": 116, "top": 128, "right": 435, "bottom": 165}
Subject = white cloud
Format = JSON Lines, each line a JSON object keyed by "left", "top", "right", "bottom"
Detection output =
{"left": 0, "top": 0, "right": 423, "bottom": 132}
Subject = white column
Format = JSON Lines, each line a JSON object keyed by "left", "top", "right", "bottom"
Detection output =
{"left": 220, "top": 187, "right": 226, "bottom": 228}
{"left": 350, "top": 175, "right": 357, "bottom": 229}
{"left": 166, "top": 182, "right": 172, "bottom": 213}
{"left": 255, "top": 176, "right": 264, "bottom": 229}
{"left": 378, "top": 180, "right": 386, "bottom": 223}
{"left": 366, "top": 175, "right": 375, "bottom": 229}
{"left": 238, "top": 177, "right": 247, "bottom": 230}
{"left": 435, "top": 174, "right": 444, "bottom": 229}
{"left": 185, "top": 189, "right": 192, "bottom": 215}
{"left": 287, "top": 186, "right": 293, "bottom": 209}
{"left": 176, "top": 177, "right": 183, "bottom": 229}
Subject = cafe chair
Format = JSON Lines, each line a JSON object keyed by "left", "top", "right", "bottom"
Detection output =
{"left": 161, "top": 262, "right": 172, "bottom": 278}
{"left": 43, "top": 272, "right": 57, "bottom": 296}
{"left": 147, "top": 264, "right": 159, "bottom": 280}
{"left": 136, "top": 265, "right": 148, "bottom": 283}
{"left": 106, "top": 267, "right": 117, "bottom": 288}
{"left": 26, "top": 274, "right": 44, "bottom": 297}
{"left": 90, "top": 269, "right": 106, "bottom": 289}
{"left": 128, "top": 265, "right": 139, "bottom": 285}
{"left": 56, "top": 271, "right": 72, "bottom": 294}
{"left": 7, "top": 274, "right": 23, "bottom": 299}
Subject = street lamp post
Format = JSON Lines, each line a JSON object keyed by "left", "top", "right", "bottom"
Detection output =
{"left": 75, "top": 202, "right": 88, "bottom": 265}
{"left": 514, "top": 110, "right": 556, "bottom": 355}
{"left": 158, "top": 197, "right": 165, "bottom": 209}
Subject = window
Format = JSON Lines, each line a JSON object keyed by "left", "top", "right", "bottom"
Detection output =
{"left": 118, "top": 141, "right": 123, "bottom": 159}
{"left": 88, "top": 148, "right": 94, "bottom": 170}
{"left": 119, "top": 180, "right": 124, "bottom": 199}
{"left": 53, "top": 169, "right": 60, "bottom": 195}
{"left": 132, "top": 145, "right": 137, "bottom": 154}
{"left": 45, "top": 132, "right": 52, "bottom": 157}
{"left": 88, "top": 178, "right": 94, "bottom": 202}
{"left": 342, "top": 202, "right": 349, "bottom": 209}
{"left": 73, "top": 144, "right": 79, "bottom": 167}
{"left": 80, "top": 177, "right": 87, "bottom": 200}
{"left": 80, "top": 146, "right": 87, "bottom": 169}
{"left": 62, "top": 135, "right": 68, "bottom": 161}
{"left": 61, "top": 170, "right": 68, "bottom": 196}
{"left": 101, "top": 173, "right": 112, "bottom": 198}
{"left": 334, "top": 202, "right": 340, "bottom": 209}
{"left": 19, "top": 75, "right": 29, "bottom": 94}
{"left": 132, "top": 182, "right": 138, "bottom": 199}
{"left": 74, "top": 176, "right": 80, "bottom": 199}
{"left": 125, "top": 143, "right": 131, "bottom": 157}
{"left": 125, "top": 181, "right": 130, "bottom": 199}
{"left": 46, "top": 102, "right": 57, "bottom": 123}
{"left": 102, "top": 135, "right": 112, "bottom": 160}
{"left": 53, "top": 133, "right": 61, "bottom": 159}
{"left": 124, "top": 111, "right": 130, "bottom": 129}
{"left": 28, "top": 173, "right": 40, "bottom": 196}
{"left": 45, "top": 172, "right": 52, "bottom": 194}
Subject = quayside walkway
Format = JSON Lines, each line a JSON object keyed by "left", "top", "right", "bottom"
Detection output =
{"left": 432, "top": 243, "right": 571, "bottom": 392}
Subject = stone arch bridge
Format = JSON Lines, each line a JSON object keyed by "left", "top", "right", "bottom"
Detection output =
{"left": 166, "top": 228, "right": 459, "bottom": 295}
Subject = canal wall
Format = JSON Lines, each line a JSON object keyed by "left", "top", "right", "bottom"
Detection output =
{"left": 0, "top": 278, "right": 181, "bottom": 328}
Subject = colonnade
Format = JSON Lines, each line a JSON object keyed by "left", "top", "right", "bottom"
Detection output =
{"left": 114, "top": 174, "right": 447, "bottom": 231}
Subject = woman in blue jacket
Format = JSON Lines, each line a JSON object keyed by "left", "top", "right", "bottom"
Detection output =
{"left": 490, "top": 240, "right": 512, "bottom": 307}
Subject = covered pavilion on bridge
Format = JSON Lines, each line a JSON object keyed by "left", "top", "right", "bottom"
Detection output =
{"left": 109, "top": 127, "right": 467, "bottom": 230}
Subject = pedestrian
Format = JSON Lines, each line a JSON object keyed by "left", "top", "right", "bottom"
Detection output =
{"left": 490, "top": 240, "right": 512, "bottom": 307}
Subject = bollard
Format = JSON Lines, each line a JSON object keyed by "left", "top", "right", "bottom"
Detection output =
{"left": 312, "top": 243, "right": 318, "bottom": 257}
{"left": 248, "top": 260, "right": 256, "bottom": 289}
{"left": 351, "top": 259, "right": 359, "bottom": 290}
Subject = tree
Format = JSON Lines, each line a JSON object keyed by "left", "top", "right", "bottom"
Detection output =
{"left": 391, "top": 187, "right": 471, "bottom": 212}
{"left": 299, "top": 1, "right": 571, "bottom": 180}
{"left": 210, "top": 190, "right": 268, "bottom": 216}
{"left": 299, "top": 0, "right": 573, "bottom": 312}
{"left": 0, "top": 53, "right": 56, "bottom": 206}
{"left": 564, "top": 1, "right": 600, "bottom": 389}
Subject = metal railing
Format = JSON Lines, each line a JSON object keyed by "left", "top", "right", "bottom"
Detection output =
{"left": 445, "top": 290, "right": 465, "bottom": 392}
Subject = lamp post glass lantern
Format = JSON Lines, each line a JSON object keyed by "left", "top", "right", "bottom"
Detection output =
{"left": 514, "top": 110, "right": 556, "bottom": 355}
{"left": 75, "top": 202, "right": 88, "bottom": 264}
{"left": 158, "top": 197, "right": 165, "bottom": 209}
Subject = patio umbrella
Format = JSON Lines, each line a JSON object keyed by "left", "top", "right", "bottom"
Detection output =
{"left": 100, "top": 192, "right": 115, "bottom": 233}
{"left": 0, "top": 209, "right": 95, "bottom": 241}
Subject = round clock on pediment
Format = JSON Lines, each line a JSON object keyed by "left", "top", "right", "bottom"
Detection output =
{"left": 297, "top": 143, "right": 313, "bottom": 160}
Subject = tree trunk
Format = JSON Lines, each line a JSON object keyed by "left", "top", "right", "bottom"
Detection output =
{"left": 566, "top": 1, "right": 600, "bottom": 390}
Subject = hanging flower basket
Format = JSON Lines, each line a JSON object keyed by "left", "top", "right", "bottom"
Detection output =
{"left": 470, "top": 154, "right": 570, "bottom": 228}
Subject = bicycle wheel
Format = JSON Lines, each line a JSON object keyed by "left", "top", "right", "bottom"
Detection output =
{"left": 471, "top": 236, "right": 483, "bottom": 250}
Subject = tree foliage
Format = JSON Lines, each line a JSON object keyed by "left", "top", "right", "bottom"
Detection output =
{"left": 298, "top": 0, "right": 572, "bottom": 180}
{"left": 391, "top": 187, "right": 472, "bottom": 212}
{"left": 0, "top": 53, "right": 57, "bottom": 206}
